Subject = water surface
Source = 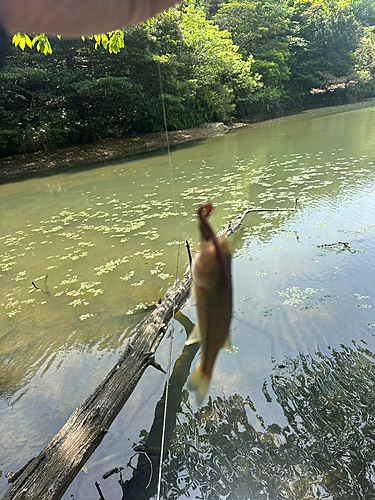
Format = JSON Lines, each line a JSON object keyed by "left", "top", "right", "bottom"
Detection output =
{"left": 2, "top": 100, "right": 375, "bottom": 499}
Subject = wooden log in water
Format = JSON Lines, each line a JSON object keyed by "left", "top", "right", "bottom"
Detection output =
{"left": 2, "top": 274, "right": 192, "bottom": 500}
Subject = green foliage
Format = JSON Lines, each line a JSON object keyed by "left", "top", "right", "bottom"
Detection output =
{"left": 32, "top": 34, "right": 53, "bottom": 54}
{"left": 289, "top": 0, "right": 358, "bottom": 92}
{"left": 1, "top": 30, "right": 166, "bottom": 154}
{"left": 1, "top": 4, "right": 263, "bottom": 156}
{"left": 3, "top": 0, "right": 375, "bottom": 157}
{"left": 177, "top": 5, "right": 261, "bottom": 122}
{"left": 351, "top": 0, "right": 375, "bottom": 26}
{"left": 214, "top": 0, "right": 291, "bottom": 114}
{"left": 12, "top": 33, "right": 52, "bottom": 54}
{"left": 91, "top": 30, "right": 125, "bottom": 53}
{"left": 356, "top": 26, "right": 375, "bottom": 79}
{"left": 11, "top": 33, "right": 32, "bottom": 50}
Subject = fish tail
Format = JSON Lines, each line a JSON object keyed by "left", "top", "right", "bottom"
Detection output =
{"left": 187, "top": 364, "right": 211, "bottom": 406}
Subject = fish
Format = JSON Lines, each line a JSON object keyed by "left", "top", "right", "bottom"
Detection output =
{"left": 186, "top": 203, "right": 232, "bottom": 405}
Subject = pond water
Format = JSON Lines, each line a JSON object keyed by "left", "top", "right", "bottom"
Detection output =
{"left": 2, "top": 100, "right": 375, "bottom": 499}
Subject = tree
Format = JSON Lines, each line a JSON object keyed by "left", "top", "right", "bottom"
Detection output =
{"left": 289, "top": 0, "right": 358, "bottom": 93}
{"left": 214, "top": 0, "right": 292, "bottom": 115}
{"left": 356, "top": 25, "right": 375, "bottom": 80}
{"left": 177, "top": 4, "right": 261, "bottom": 123}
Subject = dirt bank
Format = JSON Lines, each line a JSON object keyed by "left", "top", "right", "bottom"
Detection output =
{"left": 0, "top": 122, "right": 247, "bottom": 184}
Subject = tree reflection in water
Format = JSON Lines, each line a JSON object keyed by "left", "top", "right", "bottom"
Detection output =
{"left": 110, "top": 335, "right": 375, "bottom": 499}
{"left": 160, "top": 343, "right": 375, "bottom": 499}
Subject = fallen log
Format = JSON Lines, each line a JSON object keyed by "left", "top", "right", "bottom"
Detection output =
{"left": 2, "top": 274, "right": 192, "bottom": 500}
{"left": 2, "top": 201, "right": 296, "bottom": 500}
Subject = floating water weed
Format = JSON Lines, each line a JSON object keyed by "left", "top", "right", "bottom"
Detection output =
{"left": 60, "top": 251, "right": 88, "bottom": 261}
{"left": 131, "top": 280, "right": 145, "bottom": 287}
{"left": 354, "top": 224, "right": 375, "bottom": 234}
{"left": 255, "top": 270, "right": 267, "bottom": 277}
{"left": 15, "top": 271, "right": 27, "bottom": 281}
{"left": 238, "top": 296, "right": 250, "bottom": 303}
{"left": 150, "top": 262, "right": 171, "bottom": 280}
{"left": 166, "top": 240, "right": 182, "bottom": 246}
{"left": 363, "top": 320, "right": 375, "bottom": 328}
{"left": 142, "top": 249, "right": 164, "bottom": 260}
{"left": 262, "top": 308, "right": 273, "bottom": 317}
{"left": 68, "top": 298, "right": 89, "bottom": 307}
{"left": 277, "top": 287, "right": 337, "bottom": 310}
{"left": 0, "top": 253, "right": 16, "bottom": 272}
{"left": 79, "top": 313, "right": 95, "bottom": 321}
{"left": 278, "top": 231, "right": 295, "bottom": 238}
{"left": 313, "top": 222, "right": 327, "bottom": 229}
{"left": 95, "top": 257, "right": 129, "bottom": 275}
{"left": 136, "top": 229, "right": 160, "bottom": 241}
{"left": 78, "top": 241, "right": 96, "bottom": 247}
{"left": 120, "top": 271, "right": 135, "bottom": 282}
{"left": 59, "top": 232, "right": 81, "bottom": 240}
{"left": 157, "top": 273, "right": 170, "bottom": 280}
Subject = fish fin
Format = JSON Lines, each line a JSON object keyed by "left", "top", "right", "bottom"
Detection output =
{"left": 185, "top": 324, "right": 201, "bottom": 345}
{"left": 222, "top": 333, "right": 232, "bottom": 351}
{"left": 187, "top": 364, "right": 211, "bottom": 406}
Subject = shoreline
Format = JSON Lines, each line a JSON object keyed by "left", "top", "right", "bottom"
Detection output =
{"left": 1, "top": 96, "right": 372, "bottom": 185}
{"left": 0, "top": 122, "right": 247, "bottom": 184}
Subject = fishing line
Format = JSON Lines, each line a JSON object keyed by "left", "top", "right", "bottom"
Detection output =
{"left": 156, "top": 60, "right": 181, "bottom": 500}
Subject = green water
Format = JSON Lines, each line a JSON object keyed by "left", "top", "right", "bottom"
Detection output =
{"left": 2, "top": 101, "right": 375, "bottom": 499}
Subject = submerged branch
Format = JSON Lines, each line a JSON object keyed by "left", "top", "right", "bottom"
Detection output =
{"left": 94, "top": 482, "right": 106, "bottom": 500}
{"left": 317, "top": 240, "right": 356, "bottom": 254}
{"left": 219, "top": 198, "right": 298, "bottom": 237}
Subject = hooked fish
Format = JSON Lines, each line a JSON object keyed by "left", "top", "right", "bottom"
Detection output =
{"left": 186, "top": 203, "right": 232, "bottom": 405}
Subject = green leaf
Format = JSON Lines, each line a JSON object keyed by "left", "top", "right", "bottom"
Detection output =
{"left": 24, "top": 34, "right": 32, "bottom": 48}
{"left": 12, "top": 33, "right": 33, "bottom": 51}
{"left": 12, "top": 33, "right": 21, "bottom": 46}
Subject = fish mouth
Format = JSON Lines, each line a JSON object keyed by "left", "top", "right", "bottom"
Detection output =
{"left": 197, "top": 203, "right": 231, "bottom": 289}
{"left": 198, "top": 203, "right": 215, "bottom": 241}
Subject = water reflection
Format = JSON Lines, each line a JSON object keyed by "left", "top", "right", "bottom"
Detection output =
{"left": 91, "top": 339, "right": 375, "bottom": 500}
{"left": 119, "top": 312, "right": 198, "bottom": 500}
{"left": 160, "top": 345, "right": 375, "bottom": 499}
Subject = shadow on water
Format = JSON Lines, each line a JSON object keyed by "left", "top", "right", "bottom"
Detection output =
{"left": 94, "top": 311, "right": 199, "bottom": 500}
{"left": 96, "top": 338, "right": 375, "bottom": 500}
